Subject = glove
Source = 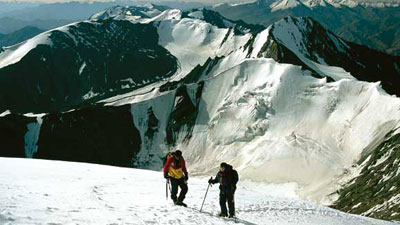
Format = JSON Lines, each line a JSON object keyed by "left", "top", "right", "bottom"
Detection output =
{"left": 208, "top": 177, "right": 213, "bottom": 184}
{"left": 184, "top": 173, "right": 189, "bottom": 181}
{"left": 164, "top": 172, "right": 169, "bottom": 179}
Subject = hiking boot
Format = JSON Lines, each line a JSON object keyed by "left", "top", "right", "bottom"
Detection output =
{"left": 228, "top": 214, "right": 235, "bottom": 218}
{"left": 218, "top": 212, "right": 228, "bottom": 217}
{"left": 172, "top": 199, "right": 178, "bottom": 205}
{"left": 176, "top": 201, "right": 187, "bottom": 207}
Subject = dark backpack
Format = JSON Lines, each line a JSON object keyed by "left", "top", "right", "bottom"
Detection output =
{"left": 226, "top": 164, "right": 239, "bottom": 185}
{"left": 231, "top": 169, "right": 239, "bottom": 185}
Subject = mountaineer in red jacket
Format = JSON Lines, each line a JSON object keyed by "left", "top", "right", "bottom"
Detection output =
{"left": 163, "top": 150, "right": 188, "bottom": 206}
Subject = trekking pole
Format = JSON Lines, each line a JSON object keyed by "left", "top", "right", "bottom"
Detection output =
{"left": 166, "top": 179, "right": 169, "bottom": 200}
{"left": 200, "top": 181, "right": 211, "bottom": 212}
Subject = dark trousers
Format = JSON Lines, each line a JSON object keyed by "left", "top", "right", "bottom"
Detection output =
{"left": 170, "top": 177, "right": 188, "bottom": 202}
{"left": 219, "top": 191, "right": 235, "bottom": 216}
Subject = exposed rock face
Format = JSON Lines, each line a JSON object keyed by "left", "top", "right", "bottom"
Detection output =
{"left": 0, "top": 20, "right": 177, "bottom": 113}
{"left": 0, "top": 114, "right": 36, "bottom": 157}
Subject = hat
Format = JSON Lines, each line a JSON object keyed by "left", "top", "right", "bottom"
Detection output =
{"left": 175, "top": 150, "right": 182, "bottom": 157}
{"left": 220, "top": 162, "right": 228, "bottom": 168}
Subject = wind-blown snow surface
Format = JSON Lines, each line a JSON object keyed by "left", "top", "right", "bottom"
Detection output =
{"left": 0, "top": 158, "right": 395, "bottom": 225}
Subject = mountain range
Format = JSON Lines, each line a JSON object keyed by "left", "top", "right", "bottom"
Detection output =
{"left": 0, "top": 1, "right": 209, "bottom": 34}
{"left": 213, "top": 0, "right": 400, "bottom": 55}
{"left": 0, "top": 4, "right": 399, "bottom": 222}
{"left": 0, "top": 26, "right": 43, "bottom": 48}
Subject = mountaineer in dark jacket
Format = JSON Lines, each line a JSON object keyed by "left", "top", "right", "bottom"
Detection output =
{"left": 208, "top": 162, "right": 239, "bottom": 218}
{"left": 163, "top": 150, "right": 188, "bottom": 206}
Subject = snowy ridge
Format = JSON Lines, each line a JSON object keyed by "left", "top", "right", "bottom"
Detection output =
{"left": 300, "top": 0, "right": 328, "bottom": 7}
{"left": 0, "top": 158, "right": 394, "bottom": 225}
{"left": 91, "top": 6, "right": 253, "bottom": 82}
{"left": 89, "top": 5, "right": 182, "bottom": 25}
{"left": 266, "top": 0, "right": 400, "bottom": 10}
{"left": 0, "top": 21, "right": 83, "bottom": 69}
{"left": 270, "top": 0, "right": 301, "bottom": 11}
{"left": 89, "top": 4, "right": 165, "bottom": 22}
{"left": 270, "top": 17, "right": 355, "bottom": 81}
{"left": 157, "top": 13, "right": 251, "bottom": 81}
{"left": 0, "top": 32, "right": 51, "bottom": 69}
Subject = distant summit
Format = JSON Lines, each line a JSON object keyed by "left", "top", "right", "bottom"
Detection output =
{"left": 256, "top": 0, "right": 400, "bottom": 9}
{"left": 213, "top": 0, "right": 400, "bottom": 55}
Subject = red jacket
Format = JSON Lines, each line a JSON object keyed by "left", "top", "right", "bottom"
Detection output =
{"left": 163, "top": 156, "right": 188, "bottom": 179}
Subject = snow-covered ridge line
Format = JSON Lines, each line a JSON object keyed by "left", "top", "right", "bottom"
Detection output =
{"left": 0, "top": 21, "right": 82, "bottom": 69}
{"left": 89, "top": 4, "right": 182, "bottom": 24}
{"left": 0, "top": 32, "right": 51, "bottom": 69}
{"left": 89, "top": 4, "right": 165, "bottom": 21}
{"left": 0, "top": 5, "right": 178, "bottom": 70}
{"left": 269, "top": 16, "right": 355, "bottom": 81}
{"left": 266, "top": 0, "right": 400, "bottom": 11}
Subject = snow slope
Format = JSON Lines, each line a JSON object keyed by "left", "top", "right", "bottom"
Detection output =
{"left": 0, "top": 158, "right": 396, "bottom": 225}
{"left": 94, "top": 11, "right": 400, "bottom": 204}
{"left": 156, "top": 10, "right": 251, "bottom": 80}
{"left": 104, "top": 52, "right": 400, "bottom": 203}
{"left": 182, "top": 58, "right": 400, "bottom": 202}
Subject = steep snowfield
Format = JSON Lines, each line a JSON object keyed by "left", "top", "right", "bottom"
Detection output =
{"left": 102, "top": 54, "right": 400, "bottom": 203}
{"left": 179, "top": 58, "right": 400, "bottom": 202}
{"left": 0, "top": 158, "right": 395, "bottom": 225}
{"left": 157, "top": 11, "right": 251, "bottom": 80}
